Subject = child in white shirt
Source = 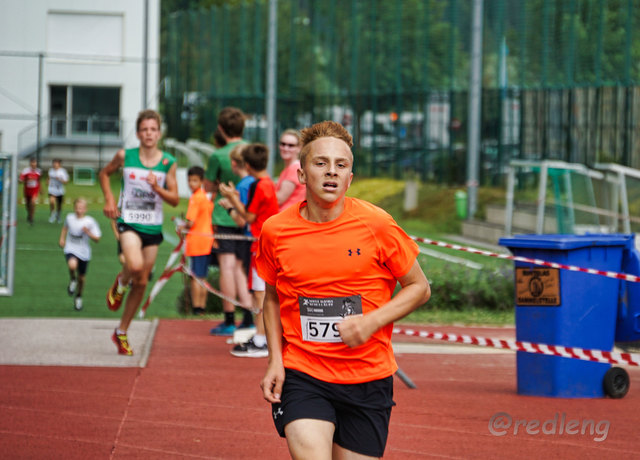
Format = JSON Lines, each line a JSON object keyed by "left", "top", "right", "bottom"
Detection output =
{"left": 58, "top": 198, "right": 102, "bottom": 310}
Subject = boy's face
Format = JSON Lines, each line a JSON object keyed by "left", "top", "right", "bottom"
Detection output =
{"left": 298, "top": 137, "right": 353, "bottom": 206}
{"left": 188, "top": 175, "right": 203, "bottom": 192}
{"left": 230, "top": 159, "right": 241, "bottom": 176}
{"left": 74, "top": 200, "right": 87, "bottom": 217}
{"left": 30, "top": 159, "right": 37, "bottom": 169}
{"left": 136, "top": 118, "right": 161, "bottom": 149}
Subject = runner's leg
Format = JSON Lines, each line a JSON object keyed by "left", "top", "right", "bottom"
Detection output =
{"left": 118, "top": 232, "right": 157, "bottom": 332}
{"left": 285, "top": 419, "right": 335, "bottom": 460}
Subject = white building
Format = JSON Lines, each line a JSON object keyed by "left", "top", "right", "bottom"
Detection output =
{"left": 0, "top": 0, "right": 160, "bottom": 169}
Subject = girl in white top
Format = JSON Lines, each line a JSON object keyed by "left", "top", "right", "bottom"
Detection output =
{"left": 47, "top": 159, "right": 69, "bottom": 223}
{"left": 58, "top": 198, "right": 102, "bottom": 310}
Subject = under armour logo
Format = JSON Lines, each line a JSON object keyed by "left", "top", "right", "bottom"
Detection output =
{"left": 348, "top": 248, "right": 361, "bottom": 256}
{"left": 273, "top": 407, "right": 284, "bottom": 420}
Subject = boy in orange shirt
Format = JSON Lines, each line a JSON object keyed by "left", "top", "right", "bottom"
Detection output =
{"left": 181, "top": 166, "right": 214, "bottom": 316}
{"left": 257, "top": 121, "right": 431, "bottom": 458}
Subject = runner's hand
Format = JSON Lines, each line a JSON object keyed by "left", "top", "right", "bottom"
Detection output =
{"left": 146, "top": 171, "right": 158, "bottom": 189}
{"left": 338, "top": 315, "right": 374, "bottom": 348}
{"left": 261, "top": 361, "right": 285, "bottom": 403}
{"left": 103, "top": 198, "right": 120, "bottom": 219}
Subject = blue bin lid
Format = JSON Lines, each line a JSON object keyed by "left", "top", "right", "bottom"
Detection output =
{"left": 498, "top": 233, "right": 634, "bottom": 250}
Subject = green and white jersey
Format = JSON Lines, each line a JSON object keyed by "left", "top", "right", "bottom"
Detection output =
{"left": 117, "top": 148, "right": 176, "bottom": 235}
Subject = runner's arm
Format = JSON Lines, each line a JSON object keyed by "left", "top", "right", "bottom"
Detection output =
{"left": 99, "top": 149, "right": 125, "bottom": 219}
{"left": 149, "top": 162, "right": 179, "bottom": 207}
{"left": 58, "top": 225, "right": 67, "bottom": 248}
{"left": 338, "top": 259, "right": 430, "bottom": 348}
{"left": 261, "top": 283, "right": 285, "bottom": 403}
{"left": 83, "top": 224, "right": 101, "bottom": 243}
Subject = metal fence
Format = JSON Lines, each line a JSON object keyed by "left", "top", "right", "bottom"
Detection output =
{"left": 163, "top": 0, "right": 640, "bottom": 183}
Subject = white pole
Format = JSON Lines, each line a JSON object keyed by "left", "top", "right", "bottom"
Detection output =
{"left": 265, "top": 0, "right": 278, "bottom": 177}
{"left": 466, "top": 0, "right": 484, "bottom": 219}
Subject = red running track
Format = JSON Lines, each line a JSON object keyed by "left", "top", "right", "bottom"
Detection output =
{"left": 1, "top": 320, "right": 639, "bottom": 459}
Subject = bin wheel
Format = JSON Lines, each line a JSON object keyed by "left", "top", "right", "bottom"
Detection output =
{"left": 603, "top": 367, "right": 630, "bottom": 399}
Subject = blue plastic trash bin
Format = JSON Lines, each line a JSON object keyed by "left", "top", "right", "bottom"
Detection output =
{"left": 499, "top": 234, "right": 633, "bottom": 398}
{"left": 616, "top": 240, "right": 640, "bottom": 342}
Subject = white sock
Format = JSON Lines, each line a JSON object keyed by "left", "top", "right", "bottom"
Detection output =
{"left": 252, "top": 334, "right": 266, "bottom": 347}
{"left": 115, "top": 328, "right": 126, "bottom": 336}
{"left": 116, "top": 276, "right": 127, "bottom": 293}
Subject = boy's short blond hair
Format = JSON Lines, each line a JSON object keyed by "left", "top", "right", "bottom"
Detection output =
{"left": 229, "top": 143, "right": 248, "bottom": 166}
{"left": 299, "top": 121, "right": 353, "bottom": 166}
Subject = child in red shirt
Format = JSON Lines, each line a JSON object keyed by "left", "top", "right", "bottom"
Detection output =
{"left": 19, "top": 157, "right": 42, "bottom": 225}
{"left": 219, "top": 143, "right": 279, "bottom": 357}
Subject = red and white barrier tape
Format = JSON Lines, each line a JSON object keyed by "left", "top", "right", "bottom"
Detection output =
{"left": 392, "top": 327, "right": 640, "bottom": 367}
{"left": 139, "top": 263, "right": 184, "bottom": 317}
{"left": 411, "top": 236, "right": 640, "bottom": 284}
{"left": 182, "top": 264, "right": 258, "bottom": 313}
{"left": 139, "top": 233, "right": 257, "bottom": 317}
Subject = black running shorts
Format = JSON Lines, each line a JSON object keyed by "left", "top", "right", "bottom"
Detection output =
{"left": 64, "top": 253, "right": 89, "bottom": 275}
{"left": 211, "top": 225, "right": 243, "bottom": 255}
{"left": 117, "top": 222, "right": 163, "bottom": 248}
{"left": 272, "top": 368, "right": 395, "bottom": 458}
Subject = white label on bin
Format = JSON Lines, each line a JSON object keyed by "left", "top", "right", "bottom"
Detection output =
{"left": 515, "top": 268, "right": 560, "bottom": 306}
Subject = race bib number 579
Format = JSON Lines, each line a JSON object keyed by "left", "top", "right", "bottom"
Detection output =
{"left": 299, "top": 295, "right": 362, "bottom": 343}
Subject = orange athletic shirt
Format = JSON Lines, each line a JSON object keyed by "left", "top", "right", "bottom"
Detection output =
{"left": 185, "top": 188, "right": 214, "bottom": 256}
{"left": 256, "top": 197, "right": 419, "bottom": 384}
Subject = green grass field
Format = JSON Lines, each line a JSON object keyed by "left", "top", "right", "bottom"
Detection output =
{"left": 1, "top": 177, "right": 515, "bottom": 325}
{"left": 1, "top": 177, "right": 190, "bottom": 320}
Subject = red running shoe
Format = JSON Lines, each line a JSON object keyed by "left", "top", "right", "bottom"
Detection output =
{"left": 106, "top": 275, "right": 127, "bottom": 311}
{"left": 112, "top": 330, "right": 133, "bottom": 355}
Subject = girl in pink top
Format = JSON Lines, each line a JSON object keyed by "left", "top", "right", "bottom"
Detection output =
{"left": 275, "top": 129, "right": 306, "bottom": 211}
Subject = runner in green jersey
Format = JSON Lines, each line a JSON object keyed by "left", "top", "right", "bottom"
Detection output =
{"left": 99, "top": 109, "right": 179, "bottom": 355}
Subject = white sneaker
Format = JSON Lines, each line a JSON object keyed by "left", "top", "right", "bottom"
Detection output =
{"left": 230, "top": 337, "right": 268, "bottom": 358}
{"left": 48, "top": 212, "right": 56, "bottom": 223}
{"left": 67, "top": 279, "right": 77, "bottom": 296}
{"left": 233, "top": 327, "right": 256, "bottom": 344}
{"left": 74, "top": 297, "right": 83, "bottom": 311}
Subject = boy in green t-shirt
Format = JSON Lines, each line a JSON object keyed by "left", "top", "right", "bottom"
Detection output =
{"left": 204, "top": 107, "right": 251, "bottom": 336}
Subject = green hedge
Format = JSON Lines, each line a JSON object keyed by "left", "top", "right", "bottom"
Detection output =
{"left": 421, "top": 264, "right": 514, "bottom": 312}
{"left": 177, "top": 264, "right": 515, "bottom": 315}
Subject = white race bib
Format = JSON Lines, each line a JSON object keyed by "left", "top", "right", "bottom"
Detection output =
{"left": 299, "top": 295, "right": 362, "bottom": 343}
{"left": 121, "top": 167, "right": 165, "bottom": 225}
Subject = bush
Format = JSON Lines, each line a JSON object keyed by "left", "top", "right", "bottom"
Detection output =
{"left": 420, "top": 264, "right": 514, "bottom": 312}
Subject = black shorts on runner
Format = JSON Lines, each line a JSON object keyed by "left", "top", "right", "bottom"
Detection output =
{"left": 212, "top": 225, "right": 243, "bottom": 255}
{"left": 48, "top": 194, "right": 63, "bottom": 207}
{"left": 65, "top": 253, "right": 89, "bottom": 275}
{"left": 272, "top": 368, "right": 395, "bottom": 458}
{"left": 117, "top": 222, "right": 163, "bottom": 248}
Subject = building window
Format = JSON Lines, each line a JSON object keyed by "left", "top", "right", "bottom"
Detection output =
{"left": 49, "top": 86, "right": 121, "bottom": 137}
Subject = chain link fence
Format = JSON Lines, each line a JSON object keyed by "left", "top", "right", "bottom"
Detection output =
{"left": 163, "top": 0, "right": 640, "bottom": 183}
